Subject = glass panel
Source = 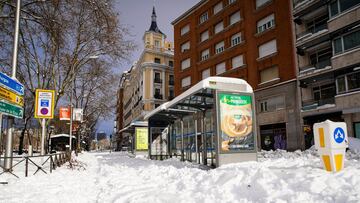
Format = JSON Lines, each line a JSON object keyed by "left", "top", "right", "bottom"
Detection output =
{"left": 336, "top": 76, "right": 346, "bottom": 93}
{"left": 340, "top": 0, "right": 360, "bottom": 12}
{"left": 333, "top": 38, "right": 342, "bottom": 54}
{"left": 343, "top": 30, "right": 360, "bottom": 51}
{"left": 347, "top": 72, "right": 360, "bottom": 90}
{"left": 354, "top": 123, "right": 360, "bottom": 139}
{"left": 330, "top": 1, "right": 339, "bottom": 17}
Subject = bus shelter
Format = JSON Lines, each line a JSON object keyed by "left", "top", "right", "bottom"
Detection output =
{"left": 144, "top": 77, "right": 257, "bottom": 168}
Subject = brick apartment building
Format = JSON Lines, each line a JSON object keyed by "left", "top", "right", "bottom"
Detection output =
{"left": 172, "top": 0, "right": 302, "bottom": 150}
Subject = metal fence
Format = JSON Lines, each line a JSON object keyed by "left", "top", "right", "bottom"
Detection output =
{"left": 0, "top": 152, "right": 69, "bottom": 178}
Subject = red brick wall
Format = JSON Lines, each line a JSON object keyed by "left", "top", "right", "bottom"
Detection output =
{"left": 173, "top": 0, "right": 296, "bottom": 96}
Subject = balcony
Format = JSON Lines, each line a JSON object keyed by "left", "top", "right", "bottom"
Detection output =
{"left": 154, "top": 78, "right": 162, "bottom": 84}
{"left": 154, "top": 94, "right": 163, "bottom": 100}
{"left": 301, "top": 97, "right": 335, "bottom": 111}
{"left": 299, "top": 59, "right": 332, "bottom": 78}
{"left": 328, "top": 3, "right": 360, "bottom": 33}
{"left": 332, "top": 47, "right": 360, "bottom": 71}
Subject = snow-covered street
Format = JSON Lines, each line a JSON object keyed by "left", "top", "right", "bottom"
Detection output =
{"left": 1, "top": 149, "right": 360, "bottom": 203}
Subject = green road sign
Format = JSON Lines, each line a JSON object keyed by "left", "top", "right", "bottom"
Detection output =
{"left": 0, "top": 100, "right": 23, "bottom": 118}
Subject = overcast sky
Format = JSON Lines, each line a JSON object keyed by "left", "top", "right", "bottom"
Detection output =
{"left": 96, "top": 0, "right": 200, "bottom": 135}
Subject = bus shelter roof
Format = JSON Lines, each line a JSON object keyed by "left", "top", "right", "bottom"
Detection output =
{"left": 145, "top": 77, "right": 253, "bottom": 123}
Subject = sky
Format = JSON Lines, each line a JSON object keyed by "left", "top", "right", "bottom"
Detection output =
{"left": 96, "top": 0, "right": 200, "bottom": 135}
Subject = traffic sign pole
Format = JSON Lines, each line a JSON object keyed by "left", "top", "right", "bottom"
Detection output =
{"left": 0, "top": 114, "right": 2, "bottom": 155}
{"left": 40, "top": 118, "right": 46, "bottom": 155}
{"left": 4, "top": 0, "right": 21, "bottom": 171}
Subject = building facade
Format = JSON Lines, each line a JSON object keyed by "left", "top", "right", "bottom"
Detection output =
{"left": 294, "top": 0, "right": 360, "bottom": 148}
{"left": 115, "top": 7, "right": 174, "bottom": 148}
{"left": 172, "top": 0, "right": 302, "bottom": 150}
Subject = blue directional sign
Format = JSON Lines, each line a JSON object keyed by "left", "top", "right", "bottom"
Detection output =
{"left": 0, "top": 72, "right": 24, "bottom": 96}
{"left": 333, "top": 127, "right": 345, "bottom": 144}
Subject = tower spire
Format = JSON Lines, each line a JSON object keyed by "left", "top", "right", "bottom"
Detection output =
{"left": 148, "top": 5, "right": 164, "bottom": 35}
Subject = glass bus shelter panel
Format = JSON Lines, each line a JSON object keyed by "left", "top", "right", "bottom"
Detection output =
{"left": 149, "top": 127, "right": 169, "bottom": 160}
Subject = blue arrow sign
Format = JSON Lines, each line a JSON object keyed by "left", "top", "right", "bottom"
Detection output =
{"left": 333, "top": 127, "right": 345, "bottom": 144}
{"left": 0, "top": 72, "right": 24, "bottom": 96}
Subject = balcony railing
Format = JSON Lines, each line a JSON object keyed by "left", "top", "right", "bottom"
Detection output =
{"left": 300, "top": 59, "right": 331, "bottom": 73}
{"left": 301, "top": 97, "right": 335, "bottom": 111}
{"left": 154, "top": 78, "right": 162, "bottom": 84}
{"left": 154, "top": 94, "right": 163, "bottom": 99}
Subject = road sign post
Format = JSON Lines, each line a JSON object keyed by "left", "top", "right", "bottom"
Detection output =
{"left": 35, "top": 89, "right": 55, "bottom": 155}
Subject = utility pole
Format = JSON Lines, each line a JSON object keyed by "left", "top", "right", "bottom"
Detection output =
{"left": 4, "top": 0, "right": 21, "bottom": 170}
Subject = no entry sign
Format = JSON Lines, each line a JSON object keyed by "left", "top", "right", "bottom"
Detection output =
{"left": 35, "top": 89, "right": 55, "bottom": 119}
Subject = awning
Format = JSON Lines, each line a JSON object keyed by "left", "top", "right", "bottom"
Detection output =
{"left": 119, "top": 121, "right": 148, "bottom": 133}
{"left": 50, "top": 134, "right": 76, "bottom": 139}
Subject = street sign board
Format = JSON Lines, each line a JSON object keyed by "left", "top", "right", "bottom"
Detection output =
{"left": 0, "top": 85, "right": 23, "bottom": 106}
{"left": 0, "top": 100, "right": 23, "bottom": 118}
{"left": 0, "top": 72, "right": 24, "bottom": 95}
{"left": 34, "top": 89, "right": 55, "bottom": 119}
{"left": 59, "top": 107, "right": 71, "bottom": 120}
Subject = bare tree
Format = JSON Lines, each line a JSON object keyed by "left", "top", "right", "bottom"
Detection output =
{"left": 0, "top": 0, "right": 134, "bottom": 154}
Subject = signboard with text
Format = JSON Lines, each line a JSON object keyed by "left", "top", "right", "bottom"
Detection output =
{"left": 217, "top": 92, "right": 255, "bottom": 153}
{"left": 34, "top": 89, "right": 55, "bottom": 119}
{"left": 0, "top": 72, "right": 24, "bottom": 95}
{"left": 0, "top": 100, "right": 23, "bottom": 118}
{"left": 0, "top": 85, "right": 23, "bottom": 106}
{"left": 136, "top": 127, "right": 148, "bottom": 150}
{"left": 59, "top": 107, "right": 71, "bottom": 120}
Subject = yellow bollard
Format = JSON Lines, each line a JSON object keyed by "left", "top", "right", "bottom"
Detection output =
{"left": 313, "top": 120, "right": 348, "bottom": 172}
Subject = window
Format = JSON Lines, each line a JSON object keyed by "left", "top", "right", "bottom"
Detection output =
{"left": 169, "top": 61, "right": 173, "bottom": 67}
{"left": 305, "top": 14, "right": 328, "bottom": 34}
{"left": 155, "top": 88, "right": 161, "bottom": 95}
{"left": 199, "top": 12, "right": 208, "bottom": 24}
{"left": 215, "top": 41, "right": 225, "bottom": 54}
{"left": 202, "top": 68, "right": 211, "bottom": 79}
{"left": 169, "top": 75, "right": 174, "bottom": 85}
{"left": 154, "top": 58, "right": 161, "bottom": 64}
{"left": 309, "top": 48, "right": 332, "bottom": 69}
{"left": 329, "top": 0, "right": 360, "bottom": 17}
{"left": 155, "top": 40, "right": 160, "bottom": 48}
{"left": 259, "top": 96, "right": 285, "bottom": 112}
{"left": 256, "top": 0, "right": 271, "bottom": 8}
{"left": 260, "top": 66, "right": 279, "bottom": 83}
{"left": 181, "top": 58, "right": 190, "bottom": 70}
{"left": 313, "top": 84, "right": 336, "bottom": 101}
{"left": 181, "top": 76, "right": 191, "bottom": 88}
{"left": 257, "top": 14, "right": 275, "bottom": 33}
{"left": 216, "top": 62, "right": 226, "bottom": 75}
{"left": 200, "top": 30, "right": 209, "bottom": 42}
{"left": 213, "top": 2, "right": 223, "bottom": 14}
{"left": 181, "top": 41, "right": 190, "bottom": 52}
{"left": 154, "top": 72, "right": 161, "bottom": 80}
{"left": 230, "top": 11, "right": 241, "bottom": 25}
{"left": 231, "top": 33, "right": 242, "bottom": 46}
{"left": 355, "top": 122, "right": 360, "bottom": 139}
{"left": 181, "top": 24, "right": 190, "bottom": 36}
{"left": 258, "top": 39, "right": 277, "bottom": 59}
{"left": 336, "top": 71, "right": 360, "bottom": 93}
{"left": 229, "top": 0, "right": 236, "bottom": 4}
{"left": 214, "top": 21, "right": 224, "bottom": 34}
{"left": 333, "top": 29, "right": 360, "bottom": 54}
{"left": 201, "top": 49, "right": 210, "bottom": 61}
{"left": 169, "top": 88, "right": 174, "bottom": 99}
{"left": 232, "top": 55, "right": 244, "bottom": 68}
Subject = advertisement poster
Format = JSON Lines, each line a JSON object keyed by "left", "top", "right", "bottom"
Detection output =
{"left": 59, "top": 107, "right": 71, "bottom": 120}
{"left": 218, "top": 93, "right": 254, "bottom": 152}
{"left": 136, "top": 127, "right": 148, "bottom": 150}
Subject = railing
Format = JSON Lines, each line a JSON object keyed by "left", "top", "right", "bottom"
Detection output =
{"left": 0, "top": 152, "right": 69, "bottom": 178}
{"left": 154, "top": 94, "right": 163, "bottom": 99}
{"left": 302, "top": 97, "right": 335, "bottom": 110}
{"left": 154, "top": 78, "right": 162, "bottom": 84}
{"left": 300, "top": 59, "right": 331, "bottom": 73}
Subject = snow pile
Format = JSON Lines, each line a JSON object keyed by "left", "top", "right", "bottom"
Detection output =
{"left": 1, "top": 150, "right": 360, "bottom": 202}
{"left": 348, "top": 137, "right": 360, "bottom": 152}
